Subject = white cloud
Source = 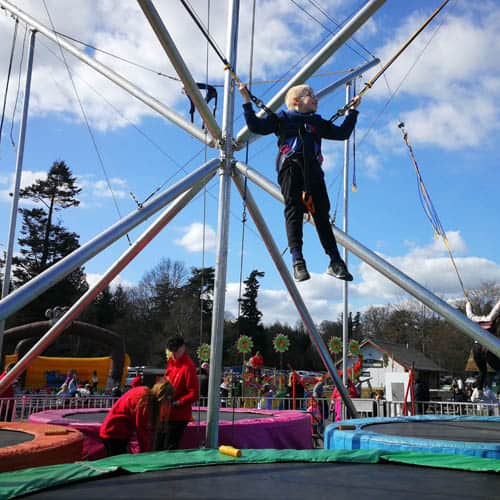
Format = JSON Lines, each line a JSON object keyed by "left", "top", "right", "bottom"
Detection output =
{"left": 0, "top": 170, "right": 49, "bottom": 202}
{"left": 368, "top": 4, "right": 500, "bottom": 150}
{"left": 227, "top": 232, "right": 500, "bottom": 325}
{"left": 174, "top": 222, "right": 216, "bottom": 252}
{"left": 86, "top": 272, "right": 133, "bottom": 290}
{"left": 0, "top": 0, "right": 344, "bottom": 131}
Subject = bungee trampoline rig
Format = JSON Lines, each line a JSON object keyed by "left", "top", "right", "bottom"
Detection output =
{"left": 0, "top": 0, "right": 499, "bottom": 452}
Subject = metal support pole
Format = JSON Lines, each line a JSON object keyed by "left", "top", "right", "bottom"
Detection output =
{"left": 137, "top": 0, "right": 222, "bottom": 142}
{"left": 342, "top": 82, "right": 351, "bottom": 389}
{"left": 0, "top": 0, "right": 213, "bottom": 147}
{"left": 0, "top": 158, "right": 220, "bottom": 322}
{"left": 206, "top": 0, "right": 239, "bottom": 448}
{"left": 234, "top": 0, "right": 386, "bottom": 147}
{"left": 234, "top": 160, "right": 500, "bottom": 358}
{"left": 0, "top": 175, "right": 213, "bottom": 393}
{"left": 0, "top": 29, "right": 36, "bottom": 361}
{"left": 232, "top": 171, "right": 358, "bottom": 418}
{"left": 315, "top": 59, "right": 380, "bottom": 101}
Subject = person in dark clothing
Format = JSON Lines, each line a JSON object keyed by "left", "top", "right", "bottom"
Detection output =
{"left": 238, "top": 83, "right": 360, "bottom": 282}
{"left": 197, "top": 362, "right": 209, "bottom": 400}
{"left": 414, "top": 375, "right": 430, "bottom": 415}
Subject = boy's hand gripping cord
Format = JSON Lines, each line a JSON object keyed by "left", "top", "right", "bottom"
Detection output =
{"left": 329, "top": 0, "right": 451, "bottom": 122}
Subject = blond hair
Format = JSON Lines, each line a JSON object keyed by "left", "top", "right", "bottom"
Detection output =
{"left": 285, "top": 84, "right": 312, "bottom": 109}
{"left": 138, "top": 380, "right": 175, "bottom": 427}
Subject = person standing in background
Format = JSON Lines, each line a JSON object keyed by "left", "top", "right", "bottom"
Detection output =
{"left": 157, "top": 335, "right": 199, "bottom": 450}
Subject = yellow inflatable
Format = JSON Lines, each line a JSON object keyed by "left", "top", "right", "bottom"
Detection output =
{"left": 4, "top": 353, "right": 130, "bottom": 390}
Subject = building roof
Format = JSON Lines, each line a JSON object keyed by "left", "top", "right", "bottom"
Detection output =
{"left": 465, "top": 349, "right": 495, "bottom": 373}
{"left": 360, "top": 339, "right": 445, "bottom": 372}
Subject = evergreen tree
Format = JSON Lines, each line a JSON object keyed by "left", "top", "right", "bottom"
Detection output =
{"left": 11, "top": 161, "right": 87, "bottom": 324}
{"left": 238, "top": 270, "right": 265, "bottom": 328}
{"left": 238, "top": 270, "right": 265, "bottom": 350}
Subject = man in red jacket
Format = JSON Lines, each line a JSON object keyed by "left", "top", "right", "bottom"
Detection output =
{"left": 156, "top": 335, "right": 199, "bottom": 450}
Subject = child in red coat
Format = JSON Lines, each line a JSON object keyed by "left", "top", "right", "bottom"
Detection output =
{"left": 100, "top": 380, "right": 174, "bottom": 456}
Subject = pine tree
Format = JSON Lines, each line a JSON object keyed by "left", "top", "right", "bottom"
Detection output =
{"left": 238, "top": 270, "right": 265, "bottom": 351}
{"left": 11, "top": 161, "right": 87, "bottom": 323}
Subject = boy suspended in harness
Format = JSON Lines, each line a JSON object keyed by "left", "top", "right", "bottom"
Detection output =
{"left": 238, "top": 83, "right": 360, "bottom": 282}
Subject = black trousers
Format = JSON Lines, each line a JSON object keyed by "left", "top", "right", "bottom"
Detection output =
{"left": 155, "top": 420, "right": 188, "bottom": 451}
{"left": 278, "top": 159, "right": 341, "bottom": 261}
{"left": 102, "top": 438, "right": 128, "bottom": 457}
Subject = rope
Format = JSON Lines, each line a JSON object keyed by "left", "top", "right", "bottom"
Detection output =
{"left": 237, "top": 0, "right": 257, "bottom": 324}
{"left": 196, "top": 0, "right": 211, "bottom": 447}
{"left": 398, "top": 122, "right": 469, "bottom": 301}
{"left": 0, "top": 18, "right": 18, "bottom": 150}
{"left": 353, "top": 1, "right": 451, "bottom": 151}
{"left": 42, "top": 0, "right": 132, "bottom": 245}
{"left": 180, "top": 0, "right": 275, "bottom": 116}
{"left": 291, "top": 0, "right": 372, "bottom": 62}
{"left": 351, "top": 79, "right": 357, "bottom": 192}
{"left": 10, "top": 23, "right": 28, "bottom": 149}
{"left": 329, "top": 0, "right": 451, "bottom": 122}
{"left": 42, "top": 29, "right": 357, "bottom": 87}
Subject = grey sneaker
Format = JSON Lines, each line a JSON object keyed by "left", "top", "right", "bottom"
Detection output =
{"left": 293, "top": 258, "right": 310, "bottom": 282}
{"left": 326, "top": 260, "right": 353, "bottom": 281}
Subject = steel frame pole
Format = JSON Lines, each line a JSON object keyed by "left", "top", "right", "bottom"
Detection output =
{"left": 332, "top": 227, "right": 500, "bottom": 359}
{"left": 0, "top": 0, "right": 213, "bottom": 147}
{"left": 137, "top": 0, "right": 222, "bottom": 143}
{"left": 234, "top": 0, "right": 386, "bottom": 147}
{"left": 0, "top": 158, "right": 220, "bottom": 322}
{"left": 0, "top": 29, "right": 36, "bottom": 361}
{"left": 342, "top": 82, "right": 352, "bottom": 389}
{"left": 315, "top": 59, "right": 380, "bottom": 101}
{"left": 0, "top": 175, "right": 213, "bottom": 393}
{"left": 232, "top": 171, "right": 358, "bottom": 417}
{"left": 206, "top": 0, "right": 239, "bottom": 448}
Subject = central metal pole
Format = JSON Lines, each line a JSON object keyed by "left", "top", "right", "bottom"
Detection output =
{"left": 206, "top": 0, "right": 239, "bottom": 448}
{"left": 0, "top": 29, "right": 36, "bottom": 362}
{"left": 342, "top": 82, "right": 352, "bottom": 390}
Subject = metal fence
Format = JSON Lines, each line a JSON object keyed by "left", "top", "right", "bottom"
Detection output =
{"left": 0, "top": 396, "right": 119, "bottom": 422}
{"left": 0, "top": 395, "right": 498, "bottom": 423}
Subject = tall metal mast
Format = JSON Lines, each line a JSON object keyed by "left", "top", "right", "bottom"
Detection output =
{"left": 0, "top": 29, "right": 36, "bottom": 360}
{"left": 206, "top": 0, "right": 239, "bottom": 448}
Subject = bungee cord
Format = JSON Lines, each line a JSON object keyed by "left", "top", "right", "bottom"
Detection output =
{"left": 42, "top": 0, "right": 132, "bottom": 245}
{"left": 329, "top": 0, "right": 451, "bottom": 122}
{"left": 0, "top": 18, "right": 18, "bottom": 150}
{"left": 398, "top": 122, "right": 469, "bottom": 301}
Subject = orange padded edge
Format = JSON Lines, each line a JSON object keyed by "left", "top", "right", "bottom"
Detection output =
{"left": 0, "top": 422, "right": 83, "bottom": 472}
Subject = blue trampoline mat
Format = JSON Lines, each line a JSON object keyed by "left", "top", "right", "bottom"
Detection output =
{"left": 325, "top": 415, "right": 500, "bottom": 459}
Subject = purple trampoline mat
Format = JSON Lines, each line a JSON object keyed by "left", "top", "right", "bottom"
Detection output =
{"left": 29, "top": 407, "right": 312, "bottom": 459}
{"left": 63, "top": 409, "right": 274, "bottom": 423}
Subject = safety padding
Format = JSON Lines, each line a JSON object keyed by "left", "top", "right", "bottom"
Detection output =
{"left": 0, "top": 422, "right": 83, "bottom": 472}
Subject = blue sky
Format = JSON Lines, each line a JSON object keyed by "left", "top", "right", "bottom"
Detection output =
{"left": 0, "top": 0, "right": 499, "bottom": 326}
